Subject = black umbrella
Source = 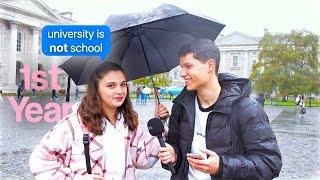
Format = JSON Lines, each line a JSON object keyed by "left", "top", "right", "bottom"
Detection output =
{"left": 59, "top": 4, "right": 225, "bottom": 102}
{"left": 59, "top": 56, "right": 101, "bottom": 85}
{"left": 59, "top": 56, "right": 101, "bottom": 102}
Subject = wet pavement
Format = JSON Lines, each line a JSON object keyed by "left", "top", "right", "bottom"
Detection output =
{"left": 0, "top": 96, "right": 319, "bottom": 179}
{"left": 271, "top": 108, "right": 320, "bottom": 180}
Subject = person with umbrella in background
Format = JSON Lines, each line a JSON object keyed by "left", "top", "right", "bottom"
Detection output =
{"left": 158, "top": 39, "right": 282, "bottom": 179}
{"left": 141, "top": 86, "right": 152, "bottom": 104}
{"left": 30, "top": 62, "right": 170, "bottom": 179}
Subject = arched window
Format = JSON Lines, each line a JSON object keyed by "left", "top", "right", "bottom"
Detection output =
{"left": 37, "top": 64, "right": 44, "bottom": 87}
{"left": 17, "top": 31, "right": 23, "bottom": 52}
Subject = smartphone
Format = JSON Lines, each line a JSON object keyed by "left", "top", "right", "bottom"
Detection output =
{"left": 186, "top": 153, "right": 206, "bottom": 160}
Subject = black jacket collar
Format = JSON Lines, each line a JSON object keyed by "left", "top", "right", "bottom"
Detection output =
{"left": 173, "top": 73, "right": 251, "bottom": 115}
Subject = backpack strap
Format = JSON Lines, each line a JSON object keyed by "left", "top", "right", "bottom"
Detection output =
{"left": 230, "top": 98, "right": 244, "bottom": 155}
{"left": 77, "top": 114, "right": 92, "bottom": 174}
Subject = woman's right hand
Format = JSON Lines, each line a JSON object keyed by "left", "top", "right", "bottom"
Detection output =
{"left": 84, "top": 173, "right": 104, "bottom": 180}
{"left": 158, "top": 143, "right": 177, "bottom": 164}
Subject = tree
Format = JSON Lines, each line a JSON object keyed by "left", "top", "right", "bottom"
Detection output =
{"left": 132, "top": 73, "right": 171, "bottom": 88}
{"left": 250, "top": 30, "right": 320, "bottom": 100}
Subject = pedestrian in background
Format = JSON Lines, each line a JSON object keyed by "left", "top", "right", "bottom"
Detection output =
{"left": 75, "top": 86, "right": 80, "bottom": 100}
{"left": 0, "top": 90, "right": 3, "bottom": 102}
{"left": 299, "top": 95, "right": 305, "bottom": 115}
{"left": 256, "top": 93, "right": 265, "bottom": 107}
{"left": 51, "top": 89, "right": 58, "bottom": 100}
{"left": 141, "top": 86, "right": 147, "bottom": 105}
{"left": 136, "top": 86, "right": 142, "bottom": 104}
{"left": 31, "top": 88, "right": 36, "bottom": 98}
{"left": 17, "top": 82, "right": 22, "bottom": 99}
{"left": 295, "top": 94, "right": 301, "bottom": 115}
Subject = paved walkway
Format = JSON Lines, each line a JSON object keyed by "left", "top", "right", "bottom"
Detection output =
{"left": 264, "top": 105, "right": 285, "bottom": 122}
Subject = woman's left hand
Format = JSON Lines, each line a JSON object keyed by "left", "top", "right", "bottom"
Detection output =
{"left": 154, "top": 103, "right": 170, "bottom": 121}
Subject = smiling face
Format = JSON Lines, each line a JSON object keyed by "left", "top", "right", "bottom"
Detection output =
{"left": 180, "top": 53, "right": 216, "bottom": 91}
{"left": 98, "top": 70, "right": 128, "bottom": 111}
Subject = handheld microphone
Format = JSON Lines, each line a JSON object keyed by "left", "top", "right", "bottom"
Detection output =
{"left": 147, "top": 118, "right": 176, "bottom": 174}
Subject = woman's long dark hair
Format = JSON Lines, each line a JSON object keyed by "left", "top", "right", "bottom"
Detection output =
{"left": 77, "top": 62, "right": 138, "bottom": 135}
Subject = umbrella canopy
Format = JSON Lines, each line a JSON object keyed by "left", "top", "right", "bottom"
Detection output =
{"left": 59, "top": 3, "right": 225, "bottom": 85}
{"left": 106, "top": 3, "right": 225, "bottom": 81}
{"left": 59, "top": 56, "right": 101, "bottom": 85}
{"left": 142, "top": 87, "right": 152, "bottom": 94}
{"left": 166, "top": 86, "right": 184, "bottom": 96}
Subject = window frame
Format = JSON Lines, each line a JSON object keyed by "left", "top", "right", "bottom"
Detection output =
{"left": 232, "top": 55, "right": 239, "bottom": 67}
{"left": 16, "top": 31, "right": 23, "bottom": 52}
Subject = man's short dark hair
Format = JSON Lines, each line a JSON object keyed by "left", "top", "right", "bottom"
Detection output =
{"left": 178, "top": 38, "right": 220, "bottom": 73}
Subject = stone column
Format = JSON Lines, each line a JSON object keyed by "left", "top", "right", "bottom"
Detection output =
{"left": 8, "top": 22, "right": 18, "bottom": 89}
{"left": 244, "top": 50, "right": 249, "bottom": 78}
{"left": 220, "top": 51, "right": 227, "bottom": 72}
{"left": 31, "top": 28, "right": 40, "bottom": 73}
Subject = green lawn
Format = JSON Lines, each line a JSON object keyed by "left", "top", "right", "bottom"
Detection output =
{"left": 265, "top": 99, "right": 320, "bottom": 107}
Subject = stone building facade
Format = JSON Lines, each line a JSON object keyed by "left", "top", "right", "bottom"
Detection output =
{"left": 0, "top": 0, "right": 75, "bottom": 93}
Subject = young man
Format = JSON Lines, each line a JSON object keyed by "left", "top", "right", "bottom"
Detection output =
{"left": 158, "top": 39, "right": 282, "bottom": 179}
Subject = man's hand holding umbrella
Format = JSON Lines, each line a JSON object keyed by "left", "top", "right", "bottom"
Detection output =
{"left": 154, "top": 103, "right": 170, "bottom": 121}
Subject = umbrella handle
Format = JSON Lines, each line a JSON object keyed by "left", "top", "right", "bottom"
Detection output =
{"left": 149, "top": 74, "right": 160, "bottom": 104}
{"left": 155, "top": 93, "right": 160, "bottom": 104}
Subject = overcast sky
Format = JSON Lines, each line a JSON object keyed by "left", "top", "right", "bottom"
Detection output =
{"left": 41, "top": 0, "right": 320, "bottom": 37}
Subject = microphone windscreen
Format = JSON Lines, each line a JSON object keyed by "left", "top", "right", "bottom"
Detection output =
{"left": 147, "top": 118, "right": 164, "bottom": 136}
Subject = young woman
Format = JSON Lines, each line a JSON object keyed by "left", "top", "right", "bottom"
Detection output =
{"left": 29, "top": 62, "right": 169, "bottom": 180}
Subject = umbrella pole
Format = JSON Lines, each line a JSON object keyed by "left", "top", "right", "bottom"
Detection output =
{"left": 138, "top": 35, "right": 160, "bottom": 104}
{"left": 150, "top": 75, "right": 160, "bottom": 104}
{"left": 66, "top": 76, "right": 71, "bottom": 102}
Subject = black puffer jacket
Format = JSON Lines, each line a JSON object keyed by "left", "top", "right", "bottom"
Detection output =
{"left": 164, "top": 73, "right": 282, "bottom": 179}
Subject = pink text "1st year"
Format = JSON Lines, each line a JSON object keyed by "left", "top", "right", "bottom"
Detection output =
{"left": 7, "top": 64, "right": 74, "bottom": 123}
